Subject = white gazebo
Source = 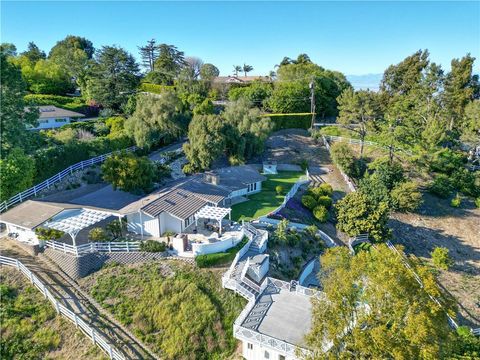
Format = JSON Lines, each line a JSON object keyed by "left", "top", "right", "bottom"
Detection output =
{"left": 44, "top": 208, "right": 113, "bottom": 246}
{"left": 194, "top": 205, "right": 231, "bottom": 234}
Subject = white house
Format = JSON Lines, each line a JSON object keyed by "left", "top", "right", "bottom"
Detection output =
{"left": 125, "top": 165, "right": 266, "bottom": 237}
{"left": 27, "top": 106, "right": 85, "bottom": 130}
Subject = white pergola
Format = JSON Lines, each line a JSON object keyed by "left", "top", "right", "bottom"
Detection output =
{"left": 44, "top": 208, "right": 113, "bottom": 246}
{"left": 194, "top": 205, "right": 231, "bottom": 234}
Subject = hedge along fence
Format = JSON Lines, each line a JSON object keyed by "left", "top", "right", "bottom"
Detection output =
{"left": 138, "top": 83, "right": 175, "bottom": 95}
{"left": 261, "top": 113, "right": 313, "bottom": 130}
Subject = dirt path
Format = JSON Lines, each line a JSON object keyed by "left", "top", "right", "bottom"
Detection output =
{"left": 0, "top": 238, "right": 157, "bottom": 360}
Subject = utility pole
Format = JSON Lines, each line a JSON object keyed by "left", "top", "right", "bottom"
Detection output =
{"left": 309, "top": 80, "right": 316, "bottom": 129}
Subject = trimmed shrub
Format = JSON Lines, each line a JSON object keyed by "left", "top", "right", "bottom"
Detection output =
{"left": 451, "top": 193, "right": 461, "bottom": 208}
{"left": 330, "top": 141, "right": 365, "bottom": 179}
{"left": 302, "top": 195, "right": 317, "bottom": 210}
{"left": 313, "top": 205, "right": 329, "bottom": 223}
{"left": 195, "top": 237, "right": 248, "bottom": 268}
{"left": 475, "top": 198, "right": 480, "bottom": 208}
{"left": 317, "top": 195, "right": 333, "bottom": 209}
{"left": 35, "top": 228, "right": 64, "bottom": 240}
{"left": 275, "top": 185, "right": 284, "bottom": 195}
{"left": 390, "top": 181, "right": 423, "bottom": 212}
{"left": 139, "top": 83, "right": 175, "bottom": 94}
{"left": 262, "top": 113, "right": 311, "bottom": 130}
{"left": 429, "top": 174, "right": 454, "bottom": 199}
{"left": 429, "top": 149, "right": 466, "bottom": 175}
{"left": 309, "top": 183, "right": 333, "bottom": 199}
{"left": 140, "top": 240, "right": 166, "bottom": 252}
{"left": 431, "top": 247, "right": 454, "bottom": 270}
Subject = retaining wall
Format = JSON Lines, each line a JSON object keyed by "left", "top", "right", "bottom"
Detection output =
{"left": 44, "top": 248, "right": 168, "bottom": 279}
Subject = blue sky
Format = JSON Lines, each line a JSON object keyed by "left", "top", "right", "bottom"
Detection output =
{"left": 2, "top": 1, "right": 479, "bottom": 76}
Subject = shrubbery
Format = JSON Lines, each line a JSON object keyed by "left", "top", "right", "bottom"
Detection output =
{"left": 138, "top": 82, "right": 175, "bottom": 94}
{"left": 431, "top": 247, "right": 454, "bottom": 270}
{"left": 317, "top": 195, "right": 333, "bottom": 209}
{"left": 429, "top": 174, "right": 455, "bottom": 198}
{"left": 140, "top": 240, "right": 167, "bottom": 252}
{"left": 390, "top": 181, "right": 423, "bottom": 212}
{"left": 275, "top": 185, "right": 284, "bottom": 195}
{"left": 195, "top": 237, "right": 248, "bottom": 268}
{"left": 450, "top": 193, "right": 462, "bottom": 208}
{"left": 313, "top": 205, "right": 329, "bottom": 222}
{"left": 263, "top": 113, "right": 311, "bottom": 130}
{"left": 330, "top": 141, "right": 365, "bottom": 179}
{"left": 88, "top": 227, "right": 109, "bottom": 242}
{"left": 301, "top": 194, "right": 317, "bottom": 210}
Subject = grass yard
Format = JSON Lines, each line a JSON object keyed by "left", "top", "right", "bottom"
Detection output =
{"left": 231, "top": 171, "right": 304, "bottom": 221}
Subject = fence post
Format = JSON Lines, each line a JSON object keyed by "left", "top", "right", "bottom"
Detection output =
{"left": 42, "top": 284, "right": 48, "bottom": 298}
{"left": 15, "top": 259, "right": 20, "bottom": 269}
{"left": 126, "top": 242, "right": 130, "bottom": 252}
{"left": 74, "top": 314, "right": 79, "bottom": 328}
{"left": 19, "top": 192, "right": 23, "bottom": 202}
{"left": 46, "top": 179, "right": 50, "bottom": 188}
{"left": 108, "top": 242, "right": 111, "bottom": 253}
{"left": 55, "top": 299, "right": 61, "bottom": 314}
{"left": 91, "top": 328, "right": 96, "bottom": 344}
{"left": 108, "top": 344, "right": 113, "bottom": 359}
{"left": 70, "top": 167, "right": 73, "bottom": 175}
{"left": 29, "top": 270, "right": 34, "bottom": 284}
{"left": 33, "top": 186, "right": 37, "bottom": 196}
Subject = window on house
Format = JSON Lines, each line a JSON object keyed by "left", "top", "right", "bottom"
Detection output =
{"left": 264, "top": 350, "right": 270, "bottom": 359}
{"left": 254, "top": 182, "right": 257, "bottom": 190}
{"left": 39, "top": 119, "right": 48, "bottom": 124}
{"left": 247, "top": 343, "right": 253, "bottom": 350}
{"left": 55, "top": 118, "right": 66, "bottom": 122}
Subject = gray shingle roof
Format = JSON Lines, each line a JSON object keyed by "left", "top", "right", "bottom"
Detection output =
{"left": 0, "top": 201, "right": 65, "bottom": 230}
{"left": 141, "top": 189, "right": 207, "bottom": 219}
{"left": 35, "top": 106, "right": 85, "bottom": 119}
{"left": 205, "top": 165, "right": 267, "bottom": 191}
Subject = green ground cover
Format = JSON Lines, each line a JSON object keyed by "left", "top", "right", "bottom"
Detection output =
{"left": 195, "top": 237, "right": 248, "bottom": 268}
{"left": 231, "top": 171, "right": 303, "bottom": 221}
{"left": 84, "top": 261, "right": 246, "bottom": 360}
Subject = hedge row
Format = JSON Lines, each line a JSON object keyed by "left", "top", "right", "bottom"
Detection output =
{"left": 139, "top": 83, "right": 175, "bottom": 94}
{"left": 262, "top": 113, "right": 312, "bottom": 130}
{"left": 195, "top": 237, "right": 248, "bottom": 268}
{"left": 24, "top": 94, "right": 99, "bottom": 117}
{"left": 33, "top": 135, "right": 133, "bottom": 182}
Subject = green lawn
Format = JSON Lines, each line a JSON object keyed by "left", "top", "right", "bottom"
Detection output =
{"left": 231, "top": 171, "right": 304, "bottom": 221}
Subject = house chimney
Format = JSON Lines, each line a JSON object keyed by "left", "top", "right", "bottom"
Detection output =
{"left": 204, "top": 173, "right": 220, "bottom": 185}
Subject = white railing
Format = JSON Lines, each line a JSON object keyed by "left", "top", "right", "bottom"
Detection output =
{"left": 322, "top": 135, "right": 413, "bottom": 156}
{"left": 0, "top": 256, "right": 125, "bottom": 360}
{"left": 322, "top": 135, "right": 357, "bottom": 192}
{"left": 0, "top": 146, "right": 137, "bottom": 213}
{"left": 191, "top": 231, "right": 244, "bottom": 256}
{"left": 222, "top": 233, "right": 254, "bottom": 282}
{"left": 271, "top": 172, "right": 310, "bottom": 215}
{"left": 45, "top": 240, "right": 141, "bottom": 257}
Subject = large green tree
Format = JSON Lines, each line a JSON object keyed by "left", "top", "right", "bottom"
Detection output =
{"left": 0, "top": 53, "right": 39, "bottom": 155}
{"left": 125, "top": 92, "right": 187, "bottom": 149}
{"left": 335, "top": 191, "right": 390, "bottom": 241}
{"left": 222, "top": 98, "right": 273, "bottom": 161}
{"left": 145, "top": 44, "right": 186, "bottom": 85}
{"left": 48, "top": 35, "right": 94, "bottom": 90}
{"left": 20, "top": 42, "right": 46, "bottom": 63}
{"left": 183, "top": 114, "right": 226, "bottom": 172}
{"left": 337, "top": 88, "right": 381, "bottom": 158}
{"left": 101, "top": 151, "right": 156, "bottom": 194}
{"left": 306, "top": 245, "right": 456, "bottom": 360}
{"left": 199, "top": 63, "right": 219, "bottom": 81}
{"left": 86, "top": 46, "right": 139, "bottom": 110}
{"left": 0, "top": 148, "right": 35, "bottom": 200}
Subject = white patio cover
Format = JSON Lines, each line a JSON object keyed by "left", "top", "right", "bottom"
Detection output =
{"left": 44, "top": 208, "right": 112, "bottom": 245}
{"left": 194, "top": 205, "right": 231, "bottom": 234}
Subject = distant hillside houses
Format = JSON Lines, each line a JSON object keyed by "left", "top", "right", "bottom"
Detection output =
{"left": 26, "top": 106, "right": 85, "bottom": 130}
{"left": 214, "top": 75, "right": 272, "bottom": 84}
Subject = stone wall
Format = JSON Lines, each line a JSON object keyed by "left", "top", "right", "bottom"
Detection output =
{"left": 43, "top": 248, "right": 169, "bottom": 279}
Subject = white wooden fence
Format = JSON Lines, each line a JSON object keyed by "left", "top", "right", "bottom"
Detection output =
{"left": 0, "top": 146, "right": 137, "bottom": 213}
{"left": 45, "top": 240, "right": 141, "bottom": 257}
{"left": 0, "top": 256, "right": 125, "bottom": 360}
{"left": 321, "top": 135, "right": 357, "bottom": 192}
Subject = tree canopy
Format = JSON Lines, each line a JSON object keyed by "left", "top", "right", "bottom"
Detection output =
{"left": 306, "top": 245, "right": 456, "bottom": 360}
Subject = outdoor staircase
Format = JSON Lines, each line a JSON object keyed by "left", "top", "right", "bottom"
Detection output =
{"left": 224, "top": 223, "right": 268, "bottom": 301}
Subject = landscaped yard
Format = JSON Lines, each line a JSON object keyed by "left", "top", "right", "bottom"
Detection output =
{"left": 231, "top": 171, "right": 304, "bottom": 221}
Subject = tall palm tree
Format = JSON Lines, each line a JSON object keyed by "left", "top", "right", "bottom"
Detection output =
{"left": 242, "top": 63, "right": 253, "bottom": 77}
{"left": 233, "top": 65, "right": 242, "bottom": 76}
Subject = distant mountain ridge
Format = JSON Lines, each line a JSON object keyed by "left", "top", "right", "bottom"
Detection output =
{"left": 346, "top": 73, "right": 383, "bottom": 91}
